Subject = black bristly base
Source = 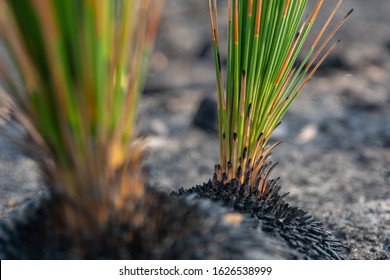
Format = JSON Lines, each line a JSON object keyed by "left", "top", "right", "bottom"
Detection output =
{"left": 0, "top": 187, "right": 297, "bottom": 259}
{"left": 171, "top": 178, "right": 347, "bottom": 260}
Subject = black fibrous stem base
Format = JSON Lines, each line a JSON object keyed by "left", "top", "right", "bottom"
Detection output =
{"left": 172, "top": 174, "right": 347, "bottom": 260}
{"left": 0, "top": 186, "right": 296, "bottom": 259}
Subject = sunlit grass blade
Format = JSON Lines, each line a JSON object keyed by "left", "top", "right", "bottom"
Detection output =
{"left": 208, "top": 0, "right": 352, "bottom": 191}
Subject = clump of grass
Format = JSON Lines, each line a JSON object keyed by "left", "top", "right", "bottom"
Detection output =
{"left": 0, "top": 0, "right": 163, "bottom": 230}
{"left": 208, "top": 0, "right": 352, "bottom": 191}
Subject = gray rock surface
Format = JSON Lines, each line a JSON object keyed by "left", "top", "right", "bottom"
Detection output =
{"left": 1, "top": 0, "right": 389, "bottom": 259}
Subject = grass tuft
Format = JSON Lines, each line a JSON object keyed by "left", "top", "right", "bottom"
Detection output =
{"left": 0, "top": 0, "right": 163, "bottom": 229}
{"left": 208, "top": 0, "right": 352, "bottom": 190}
